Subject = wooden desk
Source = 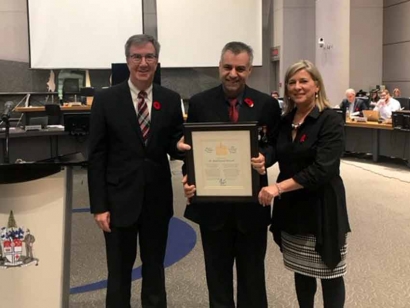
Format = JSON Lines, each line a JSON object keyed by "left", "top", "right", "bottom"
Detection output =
{"left": 15, "top": 106, "right": 91, "bottom": 113}
{"left": 344, "top": 120, "right": 410, "bottom": 166}
{"left": 345, "top": 119, "right": 393, "bottom": 131}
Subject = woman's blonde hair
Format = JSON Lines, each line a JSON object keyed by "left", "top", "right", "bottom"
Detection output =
{"left": 282, "top": 60, "right": 331, "bottom": 115}
{"left": 393, "top": 88, "right": 401, "bottom": 97}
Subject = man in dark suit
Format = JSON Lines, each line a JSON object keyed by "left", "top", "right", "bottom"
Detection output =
{"left": 88, "top": 34, "right": 189, "bottom": 308}
{"left": 339, "top": 88, "right": 368, "bottom": 116}
{"left": 182, "top": 42, "right": 281, "bottom": 307}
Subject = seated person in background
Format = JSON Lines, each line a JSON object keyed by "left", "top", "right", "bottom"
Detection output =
{"left": 271, "top": 91, "right": 279, "bottom": 100}
{"left": 356, "top": 89, "right": 370, "bottom": 109}
{"left": 356, "top": 89, "right": 368, "bottom": 98}
{"left": 271, "top": 90, "right": 284, "bottom": 109}
{"left": 369, "top": 89, "right": 379, "bottom": 107}
{"left": 339, "top": 88, "right": 368, "bottom": 116}
{"left": 393, "top": 87, "right": 401, "bottom": 98}
{"left": 374, "top": 89, "right": 401, "bottom": 119}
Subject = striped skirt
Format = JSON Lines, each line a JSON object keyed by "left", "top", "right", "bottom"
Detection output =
{"left": 281, "top": 232, "right": 348, "bottom": 279}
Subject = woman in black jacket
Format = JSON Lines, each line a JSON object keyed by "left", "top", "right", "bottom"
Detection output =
{"left": 259, "top": 60, "right": 351, "bottom": 308}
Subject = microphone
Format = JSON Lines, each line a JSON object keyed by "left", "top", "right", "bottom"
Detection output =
{"left": 1, "top": 101, "right": 14, "bottom": 121}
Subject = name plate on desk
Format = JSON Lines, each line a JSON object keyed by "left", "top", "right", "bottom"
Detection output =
{"left": 25, "top": 125, "right": 42, "bottom": 131}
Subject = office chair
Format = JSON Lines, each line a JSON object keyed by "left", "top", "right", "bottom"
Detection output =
{"left": 358, "top": 97, "right": 371, "bottom": 109}
{"left": 45, "top": 104, "right": 62, "bottom": 125}
{"left": 63, "top": 78, "right": 81, "bottom": 103}
{"left": 396, "top": 97, "right": 410, "bottom": 110}
{"left": 80, "top": 87, "right": 95, "bottom": 105}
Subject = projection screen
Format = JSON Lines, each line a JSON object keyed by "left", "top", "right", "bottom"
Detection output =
{"left": 157, "top": 0, "right": 262, "bottom": 68}
{"left": 27, "top": 0, "right": 143, "bottom": 69}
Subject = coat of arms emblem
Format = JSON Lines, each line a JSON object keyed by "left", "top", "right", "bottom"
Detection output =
{"left": 0, "top": 211, "right": 39, "bottom": 268}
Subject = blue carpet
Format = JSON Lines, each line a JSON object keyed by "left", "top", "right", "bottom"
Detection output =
{"left": 70, "top": 209, "right": 197, "bottom": 294}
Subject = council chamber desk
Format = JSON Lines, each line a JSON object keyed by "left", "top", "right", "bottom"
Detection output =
{"left": 15, "top": 105, "right": 91, "bottom": 125}
{"left": 344, "top": 120, "right": 410, "bottom": 166}
{"left": 0, "top": 128, "right": 88, "bottom": 163}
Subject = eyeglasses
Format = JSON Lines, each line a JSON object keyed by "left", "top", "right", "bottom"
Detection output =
{"left": 129, "top": 53, "right": 157, "bottom": 63}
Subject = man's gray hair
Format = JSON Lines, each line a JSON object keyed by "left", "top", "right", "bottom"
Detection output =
{"left": 221, "top": 41, "right": 254, "bottom": 65}
{"left": 345, "top": 88, "right": 356, "bottom": 96}
{"left": 125, "top": 34, "right": 161, "bottom": 57}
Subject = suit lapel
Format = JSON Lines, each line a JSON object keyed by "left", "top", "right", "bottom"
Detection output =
{"left": 148, "top": 84, "right": 162, "bottom": 146}
{"left": 211, "top": 85, "right": 231, "bottom": 122}
{"left": 238, "top": 85, "right": 254, "bottom": 122}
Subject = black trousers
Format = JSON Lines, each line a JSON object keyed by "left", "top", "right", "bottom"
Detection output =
{"left": 294, "top": 273, "right": 345, "bottom": 308}
{"left": 104, "top": 214, "right": 170, "bottom": 308}
{"left": 199, "top": 220, "right": 268, "bottom": 308}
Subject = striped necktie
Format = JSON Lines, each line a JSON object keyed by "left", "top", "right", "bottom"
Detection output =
{"left": 137, "top": 91, "right": 150, "bottom": 142}
{"left": 229, "top": 98, "right": 239, "bottom": 123}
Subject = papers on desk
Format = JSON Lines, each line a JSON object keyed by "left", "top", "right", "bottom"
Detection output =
{"left": 350, "top": 111, "right": 360, "bottom": 116}
{"left": 47, "top": 125, "right": 64, "bottom": 129}
{"left": 0, "top": 127, "right": 17, "bottom": 132}
{"left": 46, "top": 125, "right": 64, "bottom": 131}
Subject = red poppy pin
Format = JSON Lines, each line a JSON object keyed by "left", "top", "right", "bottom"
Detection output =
{"left": 300, "top": 134, "right": 307, "bottom": 143}
{"left": 153, "top": 101, "right": 161, "bottom": 110}
{"left": 244, "top": 98, "right": 254, "bottom": 108}
{"left": 355, "top": 107, "right": 359, "bottom": 111}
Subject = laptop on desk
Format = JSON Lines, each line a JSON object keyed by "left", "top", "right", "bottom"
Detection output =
{"left": 363, "top": 110, "right": 380, "bottom": 122}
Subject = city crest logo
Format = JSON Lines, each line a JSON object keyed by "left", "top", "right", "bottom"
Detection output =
{"left": 0, "top": 211, "right": 39, "bottom": 269}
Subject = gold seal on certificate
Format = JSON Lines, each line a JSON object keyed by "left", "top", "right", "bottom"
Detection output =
{"left": 183, "top": 122, "right": 260, "bottom": 203}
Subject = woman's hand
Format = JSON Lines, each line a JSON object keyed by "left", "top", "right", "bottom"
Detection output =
{"left": 258, "top": 185, "right": 279, "bottom": 206}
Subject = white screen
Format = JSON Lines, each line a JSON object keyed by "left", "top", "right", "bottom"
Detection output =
{"left": 27, "top": 0, "right": 143, "bottom": 69}
{"left": 157, "top": 0, "right": 262, "bottom": 68}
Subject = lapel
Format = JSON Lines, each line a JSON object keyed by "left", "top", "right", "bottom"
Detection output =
{"left": 283, "top": 110, "right": 295, "bottom": 143}
{"left": 238, "top": 85, "right": 255, "bottom": 122}
{"left": 118, "top": 81, "right": 145, "bottom": 145}
{"left": 210, "top": 85, "right": 231, "bottom": 122}
{"left": 147, "top": 84, "right": 163, "bottom": 147}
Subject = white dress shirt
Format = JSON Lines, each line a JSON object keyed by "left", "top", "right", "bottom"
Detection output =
{"left": 128, "top": 79, "right": 153, "bottom": 120}
{"left": 374, "top": 97, "right": 401, "bottom": 119}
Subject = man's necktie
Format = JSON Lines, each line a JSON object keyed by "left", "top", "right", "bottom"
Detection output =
{"left": 229, "top": 98, "right": 239, "bottom": 123}
{"left": 137, "top": 91, "right": 150, "bottom": 142}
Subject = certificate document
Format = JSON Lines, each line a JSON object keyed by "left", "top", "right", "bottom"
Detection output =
{"left": 184, "top": 122, "right": 259, "bottom": 203}
{"left": 193, "top": 131, "right": 252, "bottom": 196}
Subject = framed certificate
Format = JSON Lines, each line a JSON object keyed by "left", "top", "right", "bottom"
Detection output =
{"left": 183, "top": 122, "right": 260, "bottom": 203}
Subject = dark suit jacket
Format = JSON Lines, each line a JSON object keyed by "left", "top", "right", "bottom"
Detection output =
{"left": 184, "top": 85, "right": 281, "bottom": 232}
{"left": 339, "top": 98, "right": 368, "bottom": 115}
{"left": 88, "top": 81, "right": 184, "bottom": 227}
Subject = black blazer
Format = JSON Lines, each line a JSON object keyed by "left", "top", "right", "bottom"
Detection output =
{"left": 339, "top": 98, "right": 368, "bottom": 115}
{"left": 270, "top": 107, "right": 351, "bottom": 269}
{"left": 184, "top": 85, "right": 281, "bottom": 232}
{"left": 88, "top": 81, "right": 184, "bottom": 227}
